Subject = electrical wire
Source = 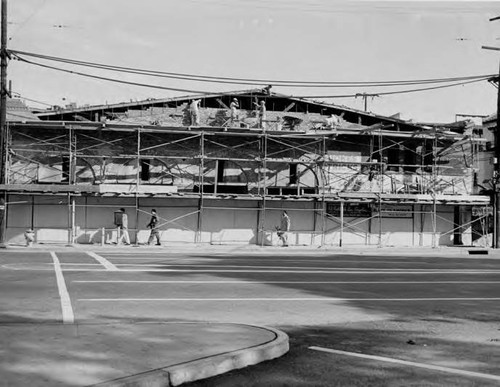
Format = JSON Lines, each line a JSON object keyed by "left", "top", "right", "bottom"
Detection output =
{"left": 12, "top": 93, "right": 54, "bottom": 107}
{"left": 10, "top": 49, "right": 495, "bottom": 88}
{"left": 297, "top": 78, "right": 491, "bottom": 99}
{"left": 13, "top": 54, "right": 492, "bottom": 100}
{"left": 10, "top": 50, "right": 494, "bottom": 101}
{"left": 186, "top": 0, "right": 491, "bottom": 15}
{"left": 13, "top": 55, "right": 217, "bottom": 95}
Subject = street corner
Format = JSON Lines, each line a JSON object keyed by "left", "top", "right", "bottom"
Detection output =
{"left": 165, "top": 324, "right": 289, "bottom": 386}
{"left": 92, "top": 323, "right": 289, "bottom": 387}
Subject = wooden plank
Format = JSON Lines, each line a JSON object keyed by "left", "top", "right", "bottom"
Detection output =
{"left": 216, "top": 98, "right": 230, "bottom": 109}
{"left": 283, "top": 102, "right": 296, "bottom": 113}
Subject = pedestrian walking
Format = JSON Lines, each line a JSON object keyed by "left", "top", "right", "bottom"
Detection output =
{"left": 117, "top": 208, "right": 131, "bottom": 245}
{"left": 276, "top": 210, "right": 290, "bottom": 247}
{"left": 146, "top": 209, "right": 161, "bottom": 246}
{"left": 24, "top": 228, "right": 35, "bottom": 247}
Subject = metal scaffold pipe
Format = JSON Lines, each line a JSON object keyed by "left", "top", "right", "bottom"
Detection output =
{"left": 495, "top": 62, "right": 500, "bottom": 248}
{"left": 0, "top": 0, "right": 7, "bottom": 247}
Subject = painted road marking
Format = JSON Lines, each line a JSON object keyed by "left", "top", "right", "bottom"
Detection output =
{"left": 88, "top": 269, "right": 500, "bottom": 274}
{"left": 98, "top": 266, "right": 500, "bottom": 274}
{"left": 72, "top": 280, "right": 500, "bottom": 284}
{"left": 309, "top": 347, "right": 500, "bottom": 382}
{"left": 109, "top": 263, "right": 500, "bottom": 271}
{"left": 4, "top": 263, "right": 500, "bottom": 274}
{"left": 51, "top": 252, "right": 75, "bottom": 324}
{"left": 87, "top": 252, "right": 118, "bottom": 271}
{"left": 2, "top": 262, "right": 110, "bottom": 270}
{"left": 100, "top": 257, "right": 439, "bottom": 265}
{"left": 79, "top": 297, "right": 500, "bottom": 302}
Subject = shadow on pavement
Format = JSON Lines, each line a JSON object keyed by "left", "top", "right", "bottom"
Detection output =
{"left": 184, "top": 324, "right": 500, "bottom": 387}
{"left": 0, "top": 311, "right": 238, "bottom": 387}
{"left": 143, "top": 252, "right": 500, "bottom": 323}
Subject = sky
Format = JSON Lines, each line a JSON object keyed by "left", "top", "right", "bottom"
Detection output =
{"left": 5, "top": 0, "right": 500, "bottom": 123}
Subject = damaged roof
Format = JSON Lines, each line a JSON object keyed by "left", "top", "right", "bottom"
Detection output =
{"left": 33, "top": 88, "right": 432, "bottom": 132}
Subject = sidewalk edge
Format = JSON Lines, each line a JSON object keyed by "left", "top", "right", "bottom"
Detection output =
{"left": 166, "top": 325, "right": 289, "bottom": 386}
{"left": 92, "top": 325, "right": 289, "bottom": 387}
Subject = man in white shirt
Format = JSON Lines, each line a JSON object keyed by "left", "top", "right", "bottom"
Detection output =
{"left": 277, "top": 210, "right": 291, "bottom": 247}
{"left": 117, "top": 208, "right": 131, "bottom": 245}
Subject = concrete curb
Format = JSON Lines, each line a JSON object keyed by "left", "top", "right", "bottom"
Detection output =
{"left": 92, "top": 325, "right": 289, "bottom": 387}
{"left": 7, "top": 243, "right": 500, "bottom": 258}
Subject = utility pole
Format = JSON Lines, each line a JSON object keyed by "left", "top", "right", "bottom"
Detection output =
{"left": 482, "top": 15, "right": 500, "bottom": 248}
{"left": 0, "top": 0, "right": 7, "bottom": 247}
{"left": 355, "top": 93, "right": 379, "bottom": 112}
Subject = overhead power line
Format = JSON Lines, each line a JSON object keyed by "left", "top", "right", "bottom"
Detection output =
{"left": 9, "top": 50, "right": 493, "bottom": 100}
{"left": 12, "top": 55, "right": 217, "bottom": 95}
{"left": 9, "top": 49, "right": 495, "bottom": 88}
{"left": 187, "top": 0, "right": 494, "bottom": 16}
{"left": 12, "top": 93, "right": 53, "bottom": 107}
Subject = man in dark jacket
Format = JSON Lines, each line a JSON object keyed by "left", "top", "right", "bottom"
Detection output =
{"left": 146, "top": 209, "right": 161, "bottom": 246}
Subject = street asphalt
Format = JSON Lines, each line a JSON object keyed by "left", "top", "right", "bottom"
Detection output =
{"left": 1, "top": 242, "right": 500, "bottom": 386}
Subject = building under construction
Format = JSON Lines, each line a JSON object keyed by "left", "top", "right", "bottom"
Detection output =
{"left": 2, "top": 89, "right": 491, "bottom": 247}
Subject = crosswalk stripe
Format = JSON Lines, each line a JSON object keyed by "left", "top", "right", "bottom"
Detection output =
{"left": 87, "top": 252, "right": 119, "bottom": 271}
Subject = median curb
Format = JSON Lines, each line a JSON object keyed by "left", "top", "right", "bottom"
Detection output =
{"left": 92, "top": 325, "right": 289, "bottom": 387}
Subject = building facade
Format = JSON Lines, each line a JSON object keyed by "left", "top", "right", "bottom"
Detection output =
{"left": 2, "top": 90, "right": 491, "bottom": 247}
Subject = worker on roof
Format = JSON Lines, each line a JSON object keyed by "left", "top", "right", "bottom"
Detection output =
{"left": 190, "top": 99, "right": 201, "bottom": 126}
{"left": 326, "top": 114, "right": 340, "bottom": 129}
{"left": 253, "top": 100, "right": 267, "bottom": 130}
{"left": 230, "top": 98, "right": 239, "bottom": 125}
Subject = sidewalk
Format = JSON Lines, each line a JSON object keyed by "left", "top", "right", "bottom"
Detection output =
{"left": 5, "top": 241, "right": 500, "bottom": 258}
{"left": 0, "top": 322, "right": 289, "bottom": 387}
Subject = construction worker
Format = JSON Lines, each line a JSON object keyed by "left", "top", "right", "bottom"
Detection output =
{"left": 326, "top": 114, "right": 340, "bottom": 129}
{"left": 230, "top": 98, "right": 239, "bottom": 125}
{"left": 253, "top": 100, "right": 267, "bottom": 130}
{"left": 190, "top": 99, "right": 201, "bottom": 126}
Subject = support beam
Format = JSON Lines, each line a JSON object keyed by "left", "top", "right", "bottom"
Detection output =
{"left": 66, "top": 193, "right": 74, "bottom": 246}
{"left": 0, "top": 0, "right": 7, "bottom": 247}
{"left": 453, "top": 205, "right": 463, "bottom": 245}
{"left": 216, "top": 98, "right": 229, "bottom": 109}
{"left": 339, "top": 201, "right": 344, "bottom": 247}
{"left": 496, "top": 63, "right": 500, "bottom": 248}
{"left": 283, "top": 102, "right": 296, "bottom": 113}
{"left": 196, "top": 132, "right": 204, "bottom": 243}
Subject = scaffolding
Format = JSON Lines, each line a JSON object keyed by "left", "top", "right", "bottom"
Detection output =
{"left": 1, "top": 118, "right": 491, "bottom": 247}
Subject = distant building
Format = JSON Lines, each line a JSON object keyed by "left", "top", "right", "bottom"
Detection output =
{"left": 6, "top": 98, "right": 40, "bottom": 122}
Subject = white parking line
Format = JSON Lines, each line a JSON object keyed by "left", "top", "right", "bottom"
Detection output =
{"left": 50, "top": 252, "right": 75, "bottom": 324}
{"left": 102, "top": 265, "right": 500, "bottom": 274}
{"left": 87, "top": 252, "right": 118, "bottom": 271}
{"left": 78, "top": 297, "right": 500, "bottom": 302}
{"left": 72, "top": 280, "right": 500, "bottom": 284}
{"left": 112, "top": 269, "right": 500, "bottom": 275}
{"left": 4, "top": 263, "right": 500, "bottom": 275}
{"left": 309, "top": 347, "right": 500, "bottom": 382}
{"left": 108, "top": 263, "right": 500, "bottom": 271}
{"left": 102, "top": 257, "right": 437, "bottom": 264}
